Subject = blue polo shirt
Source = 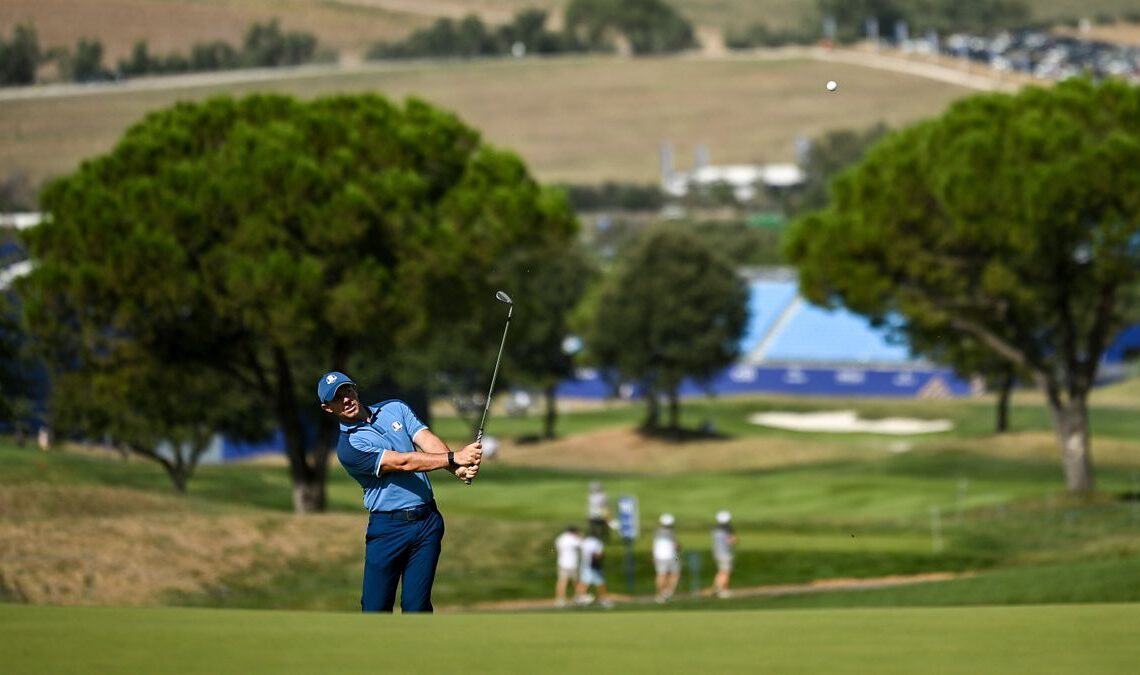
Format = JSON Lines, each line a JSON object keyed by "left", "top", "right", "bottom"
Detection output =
{"left": 337, "top": 399, "right": 433, "bottom": 512}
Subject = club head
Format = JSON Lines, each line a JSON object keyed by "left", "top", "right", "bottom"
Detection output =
{"left": 495, "top": 291, "right": 513, "bottom": 305}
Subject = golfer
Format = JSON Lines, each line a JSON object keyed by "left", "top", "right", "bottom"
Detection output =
{"left": 318, "top": 370, "right": 482, "bottom": 613}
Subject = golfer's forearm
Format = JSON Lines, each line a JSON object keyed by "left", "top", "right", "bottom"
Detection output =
{"left": 380, "top": 451, "right": 450, "bottom": 473}
{"left": 413, "top": 439, "right": 464, "bottom": 477}
{"left": 412, "top": 429, "right": 450, "bottom": 454}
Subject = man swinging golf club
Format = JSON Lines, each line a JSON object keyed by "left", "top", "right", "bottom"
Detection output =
{"left": 318, "top": 370, "right": 482, "bottom": 613}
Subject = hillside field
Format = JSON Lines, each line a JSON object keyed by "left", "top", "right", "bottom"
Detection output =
{"left": 3, "top": 0, "right": 1140, "bottom": 65}
{"left": 0, "top": 54, "right": 972, "bottom": 187}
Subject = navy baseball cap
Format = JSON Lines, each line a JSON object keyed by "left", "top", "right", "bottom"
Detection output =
{"left": 317, "top": 371, "right": 356, "bottom": 403}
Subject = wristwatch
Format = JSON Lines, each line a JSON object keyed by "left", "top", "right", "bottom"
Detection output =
{"left": 447, "top": 451, "right": 457, "bottom": 470}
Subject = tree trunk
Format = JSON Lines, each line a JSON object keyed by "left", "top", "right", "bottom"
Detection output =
{"left": 129, "top": 442, "right": 193, "bottom": 493}
{"left": 543, "top": 383, "right": 557, "bottom": 439}
{"left": 292, "top": 478, "right": 326, "bottom": 513}
{"left": 1047, "top": 395, "right": 1095, "bottom": 494}
{"left": 164, "top": 463, "right": 188, "bottom": 493}
{"left": 283, "top": 415, "right": 331, "bottom": 513}
{"left": 273, "top": 346, "right": 329, "bottom": 513}
{"left": 994, "top": 369, "right": 1014, "bottom": 433}
{"left": 668, "top": 390, "right": 680, "bottom": 431}
{"left": 643, "top": 385, "right": 660, "bottom": 430}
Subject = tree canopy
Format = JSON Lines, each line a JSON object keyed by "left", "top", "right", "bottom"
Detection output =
{"left": 19, "top": 92, "right": 577, "bottom": 510}
{"left": 495, "top": 241, "right": 597, "bottom": 438}
{"left": 0, "top": 23, "right": 41, "bottom": 86}
{"left": 785, "top": 78, "right": 1140, "bottom": 493}
{"left": 796, "top": 123, "right": 890, "bottom": 215}
{"left": 0, "top": 294, "right": 42, "bottom": 439}
{"left": 565, "top": 0, "right": 696, "bottom": 55}
{"left": 817, "top": 0, "right": 1031, "bottom": 42}
{"left": 588, "top": 227, "right": 747, "bottom": 430}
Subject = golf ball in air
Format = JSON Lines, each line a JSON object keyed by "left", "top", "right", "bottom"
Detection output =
{"left": 826, "top": 80, "right": 838, "bottom": 92}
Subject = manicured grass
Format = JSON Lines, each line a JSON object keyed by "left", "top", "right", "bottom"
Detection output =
{"left": 655, "top": 557, "right": 1140, "bottom": 611}
{"left": 43, "top": 447, "right": 1130, "bottom": 608}
{"left": 431, "top": 392, "right": 1140, "bottom": 445}
{"left": 2, "top": 602, "right": 1139, "bottom": 674}
{"left": 4, "top": 385, "right": 1140, "bottom": 610}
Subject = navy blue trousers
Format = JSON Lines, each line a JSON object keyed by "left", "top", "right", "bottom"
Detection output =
{"left": 361, "top": 506, "right": 445, "bottom": 613}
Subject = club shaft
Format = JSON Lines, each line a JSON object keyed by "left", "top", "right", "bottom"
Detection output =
{"left": 467, "top": 307, "right": 512, "bottom": 484}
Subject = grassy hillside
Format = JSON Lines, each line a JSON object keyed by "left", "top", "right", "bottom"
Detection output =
{"left": 0, "top": 55, "right": 970, "bottom": 187}
{"left": 0, "top": 0, "right": 437, "bottom": 64}
{"left": 10, "top": 1, "right": 1131, "bottom": 191}
{"left": 3, "top": 383, "right": 1140, "bottom": 612}
{"left": 3, "top": 0, "right": 1140, "bottom": 65}
{"left": 3, "top": 603, "right": 1139, "bottom": 674}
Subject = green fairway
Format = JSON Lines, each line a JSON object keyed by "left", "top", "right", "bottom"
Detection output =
{"left": 4, "top": 383, "right": 1140, "bottom": 610}
{"left": 2, "top": 602, "right": 1138, "bottom": 674}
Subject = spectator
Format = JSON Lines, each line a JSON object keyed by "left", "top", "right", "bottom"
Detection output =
{"left": 553, "top": 525, "right": 582, "bottom": 607}
{"left": 506, "top": 389, "right": 533, "bottom": 416}
{"left": 587, "top": 481, "right": 613, "bottom": 542}
{"left": 575, "top": 523, "right": 613, "bottom": 608}
{"left": 711, "top": 510, "right": 738, "bottom": 598}
{"left": 652, "top": 513, "right": 682, "bottom": 602}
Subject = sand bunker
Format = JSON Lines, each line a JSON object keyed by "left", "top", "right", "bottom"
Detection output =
{"left": 749, "top": 410, "right": 953, "bottom": 435}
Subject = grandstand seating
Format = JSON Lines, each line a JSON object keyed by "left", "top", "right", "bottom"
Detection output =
{"left": 740, "top": 278, "right": 914, "bottom": 365}
{"left": 759, "top": 301, "right": 912, "bottom": 364}
{"left": 737, "top": 279, "right": 799, "bottom": 357}
{"left": 556, "top": 271, "right": 971, "bottom": 399}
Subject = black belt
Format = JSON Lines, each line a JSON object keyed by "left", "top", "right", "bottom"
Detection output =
{"left": 370, "top": 500, "right": 436, "bottom": 521}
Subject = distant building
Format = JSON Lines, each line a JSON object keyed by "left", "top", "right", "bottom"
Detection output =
{"left": 0, "top": 212, "right": 42, "bottom": 289}
{"left": 0, "top": 212, "right": 45, "bottom": 229}
{"left": 659, "top": 143, "right": 805, "bottom": 202}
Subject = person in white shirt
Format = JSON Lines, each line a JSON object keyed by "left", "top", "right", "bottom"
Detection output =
{"left": 553, "top": 525, "right": 582, "bottom": 607}
{"left": 575, "top": 524, "right": 612, "bottom": 607}
{"left": 711, "top": 510, "right": 738, "bottom": 598}
{"left": 652, "top": 513, "right": 681, "bottom": 602}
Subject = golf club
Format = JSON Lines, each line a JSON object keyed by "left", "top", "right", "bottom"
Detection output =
{"left": 466, "top": 290, "right": 513, "bottom": 485}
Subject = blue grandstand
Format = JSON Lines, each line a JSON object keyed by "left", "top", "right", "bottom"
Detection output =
{"left": 558, "top": 268, "right": 976, "bottom": 399}
{"left": 737, "top": 278, "right": 799, "bottom": 357}
{"left": 752, "top": 300, "right": 912, "bottom": 364}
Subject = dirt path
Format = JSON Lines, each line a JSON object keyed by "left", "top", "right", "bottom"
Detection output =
{"left": 447, "top": 571, "right": 963, "bottom": 612}
{"left": 0, "top": 44, "right": 1022, "bottom": 103}
{"left": 808, "top": 46, "right": 1024, "bottom": 92}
